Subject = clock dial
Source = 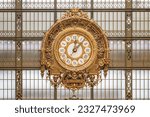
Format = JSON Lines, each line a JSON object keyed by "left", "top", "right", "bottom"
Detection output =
{"left": 58, "top": 33, "right": 92, "bottom": 69}
{"left": 53, "top": 28, "right": 97, "bottom": 71}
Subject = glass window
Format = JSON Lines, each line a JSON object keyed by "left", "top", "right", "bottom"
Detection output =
{"left": 132, "top": 70, "right": 150, "bottom": 99}
{"left": 0, "top": 70, "right": 15, "bottom": 99}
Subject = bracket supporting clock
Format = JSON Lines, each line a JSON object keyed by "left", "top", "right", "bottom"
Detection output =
{"left": 41, "top": 9, "right": 110, "bottom": 96}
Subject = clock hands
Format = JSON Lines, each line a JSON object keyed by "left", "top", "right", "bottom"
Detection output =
{"left": 71, "top": 39, "right": 78, "bottom": 55}
{"left": 75, "top": 42, "right": 82, "bottom": 50}
{"left": 71, "top": 41, "right": 82, "bottom": 56}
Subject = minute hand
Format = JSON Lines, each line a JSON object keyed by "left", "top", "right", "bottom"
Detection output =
{"left": 75, "top": 42, "right": 82, "bottom": 49}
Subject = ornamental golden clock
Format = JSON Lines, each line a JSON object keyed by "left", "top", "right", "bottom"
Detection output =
{"left": 41, "top": 9, "right": 110, "bottom": 91}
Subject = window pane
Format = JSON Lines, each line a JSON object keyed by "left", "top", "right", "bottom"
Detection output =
{"left": 0, "top": 70, "right": 15, "bottom": 100}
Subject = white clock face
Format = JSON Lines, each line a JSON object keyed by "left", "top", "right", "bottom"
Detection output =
{"left": 58, "top": 34, "right": 92, "bottom": 68}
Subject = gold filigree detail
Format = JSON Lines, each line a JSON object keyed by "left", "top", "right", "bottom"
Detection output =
{"left": 61, "top": 8, "right": 89, "bottom": 20}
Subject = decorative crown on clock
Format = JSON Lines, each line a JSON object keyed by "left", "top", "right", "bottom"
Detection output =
{"left": 61, "top": 8, "right": 89, "bottom": 19}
